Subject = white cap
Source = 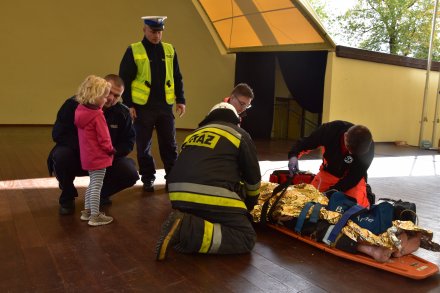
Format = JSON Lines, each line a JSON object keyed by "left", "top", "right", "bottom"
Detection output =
{"left": 209, "top": 102, "right": 239, "bottom": 118}
{"left": 141, "top": 16, "right": 167, "bottom": 30}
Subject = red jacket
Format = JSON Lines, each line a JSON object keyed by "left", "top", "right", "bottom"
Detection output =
{"left": 74, "top": 104, "right": 114, "bottom": 171}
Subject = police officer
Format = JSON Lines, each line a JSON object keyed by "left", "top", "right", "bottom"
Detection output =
{"left": 155, "top": 102, "right": 261, "bottom": 261}
{"left": 48, "top": 74, "right": 139, "bottom": 215}
{"left": 119, "top": 16, "right": 186, "bottom": 192}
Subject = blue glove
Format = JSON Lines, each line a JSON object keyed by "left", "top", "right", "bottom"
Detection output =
{"left": 288, "top": 156, "right": 299, "bottom": 175}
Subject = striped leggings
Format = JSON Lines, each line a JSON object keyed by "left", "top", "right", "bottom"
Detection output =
{"left": 85, "top": 168, "right": 106, "bottom": 216}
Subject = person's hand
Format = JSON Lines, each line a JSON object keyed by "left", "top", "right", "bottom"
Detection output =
{"left": 288, "top": 156, "right": 299, "bottom": 175}
{"left": 176, "top": 104, "right": 186, "bottom": 118}
{"left": 129, "top": 107, "right": 137, "bottom": 121}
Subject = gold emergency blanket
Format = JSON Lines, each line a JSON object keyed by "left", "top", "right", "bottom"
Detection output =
{"left": 251, "top": 182, "right": 433, "bottom": 250}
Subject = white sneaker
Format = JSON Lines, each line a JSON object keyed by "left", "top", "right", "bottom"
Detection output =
{"left": 88, "top": 212, "right": 113, "bottom": 226}
{"left": 80, "top": 209, "right": 91, "bottom": 221}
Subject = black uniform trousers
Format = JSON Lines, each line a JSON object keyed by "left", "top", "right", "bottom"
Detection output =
{"left": 175, "top": 209, "right": 256, "bottom": 255}
{"left": 49, "top": 145, "right": 139, "bottom": 205}
{"left": 134, "top": 106, "right": 177, "bottom": 183}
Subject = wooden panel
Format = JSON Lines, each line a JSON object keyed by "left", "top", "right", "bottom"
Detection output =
{"left": 336, "top": 46, "right": 440, "bottom": 71}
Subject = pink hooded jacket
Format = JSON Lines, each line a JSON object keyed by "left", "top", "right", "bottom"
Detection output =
{"left": 74, "top": 104, "right": 114, "bottom": 171}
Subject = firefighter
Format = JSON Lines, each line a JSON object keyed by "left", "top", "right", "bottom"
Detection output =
{"left": 223, "top": 83, "right": 254, "bottom": 122}
{"left": 155, "top": 102, "right": 261, "bottom": 261}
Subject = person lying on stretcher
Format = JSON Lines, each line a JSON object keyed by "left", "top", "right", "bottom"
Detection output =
{"left": 251, "top": 182, "right": 439, "bottom": 263}
{"left": 279, "top": 210, "right": 422, "bottom": 263}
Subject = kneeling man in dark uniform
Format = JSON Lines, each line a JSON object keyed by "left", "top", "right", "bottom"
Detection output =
{"left": 156, "top": 102, "right": 261, "bottom": 261}
{"left": 48, "top": 74, "right": 139, "bottom": 215}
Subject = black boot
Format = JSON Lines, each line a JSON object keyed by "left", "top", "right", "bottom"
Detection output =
{"left": 143, "top": 179, "right": 155, "bottom": 192}
{"left": 59, "top": 200, "right": 75, "bottom": 215}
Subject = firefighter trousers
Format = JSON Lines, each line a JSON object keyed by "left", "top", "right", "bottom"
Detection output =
{"left": 175, "top": 209, "right": 256, "bottom": 255}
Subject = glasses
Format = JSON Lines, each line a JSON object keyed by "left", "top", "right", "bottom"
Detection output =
{"left": 232, "top": 95, "right": 252, "bottom": 109}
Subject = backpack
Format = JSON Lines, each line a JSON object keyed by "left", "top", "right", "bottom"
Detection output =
{"left": 269, "top": 170, "right": 315, "bottom": 185}
{"left": 328, "top": 192, "right": 394, "bottom": 235}
{"left": 379, "top": 198, "right": 417, "bottom": 224}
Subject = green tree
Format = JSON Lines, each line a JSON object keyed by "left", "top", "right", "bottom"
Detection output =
{"left": 338, "top": 0, "right": 439, "bottom": 59}
{"left": 309, "top": 0, "right": 440, "bottom": 59}
{"left": 308, "top": 0, "right": 338, "bottom": 37}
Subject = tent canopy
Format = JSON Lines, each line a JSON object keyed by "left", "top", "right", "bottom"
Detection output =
{"left": 192, "top": 0, "right": 335, "bottom": 54}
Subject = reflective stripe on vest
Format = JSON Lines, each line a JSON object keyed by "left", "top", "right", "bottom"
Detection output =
{"left": 130, "top": 42, "right": 175, "bottom": 105}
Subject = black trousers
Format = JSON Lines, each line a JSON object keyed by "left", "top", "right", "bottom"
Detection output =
{"left": 48, "top": 145, "right": 139, "bottom": 205}
{"left": 133, "top": 106, "right": 177, "bottom": 183}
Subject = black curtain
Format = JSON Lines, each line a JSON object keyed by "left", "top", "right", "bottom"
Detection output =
{"left": 235, "top": 52, "right": 276, "bottom": 139}
{"left": 277, "top": 51, "right": 328, "bottom": 113}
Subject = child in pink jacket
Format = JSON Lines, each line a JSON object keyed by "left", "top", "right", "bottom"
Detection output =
{"left": 74, "top": 75, "right": 115, "bottom": 226}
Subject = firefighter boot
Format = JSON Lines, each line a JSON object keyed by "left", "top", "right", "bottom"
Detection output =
{"left": 155, "top": 210, "right": 184, "bottom": 261}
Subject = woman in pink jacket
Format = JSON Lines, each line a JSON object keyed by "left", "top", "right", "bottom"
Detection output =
{"left": 74, "top": 75, "right": 115, "bottom": 226}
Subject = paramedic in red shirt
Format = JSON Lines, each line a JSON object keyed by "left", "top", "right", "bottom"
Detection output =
{"left": 288, "top": 120, "right": 374, "bottom": 207}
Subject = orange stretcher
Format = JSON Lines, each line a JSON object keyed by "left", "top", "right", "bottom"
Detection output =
{"left": 268, "top": 223, "right": 439, "bottom": 280}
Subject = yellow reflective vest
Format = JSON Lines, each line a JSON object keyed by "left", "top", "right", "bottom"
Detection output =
{"left": 130, "top": 42, "right": 175, "bottom": 105}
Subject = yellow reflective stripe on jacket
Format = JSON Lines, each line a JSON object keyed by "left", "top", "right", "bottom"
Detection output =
{"left": 199, "top": 220, "right": 214, "bottom": 253}
{"left": 182, "top": 129, "right": 221, "bottom": 149}
{"left": 130, "top": 41, "right": 175, "bottom": 105}
{"left": 184, "top": 126, "right": 241, "bottom": 148}
{"left": 169, "top": 182, "right": 242, "bottom": 200}
{"left": 169, "top": 192, "right": 247, "bottom": 209}
{"left": 245, "top": 181, "right": 261, "bottom": 196}
{"left": 246, "top": 189, "right": 260, "bottom": 197}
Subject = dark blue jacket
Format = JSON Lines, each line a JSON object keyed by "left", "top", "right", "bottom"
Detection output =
{"left": 50, "top": 96, "right": 135, "bottom": 162}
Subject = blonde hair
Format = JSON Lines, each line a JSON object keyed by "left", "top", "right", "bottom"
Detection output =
{"left": 75, "top": 75, "right": 111, "bottom": 105}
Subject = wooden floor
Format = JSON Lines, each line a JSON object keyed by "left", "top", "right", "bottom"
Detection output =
{"left": 0, "top": 126, "right": 439, "bottom": 292}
